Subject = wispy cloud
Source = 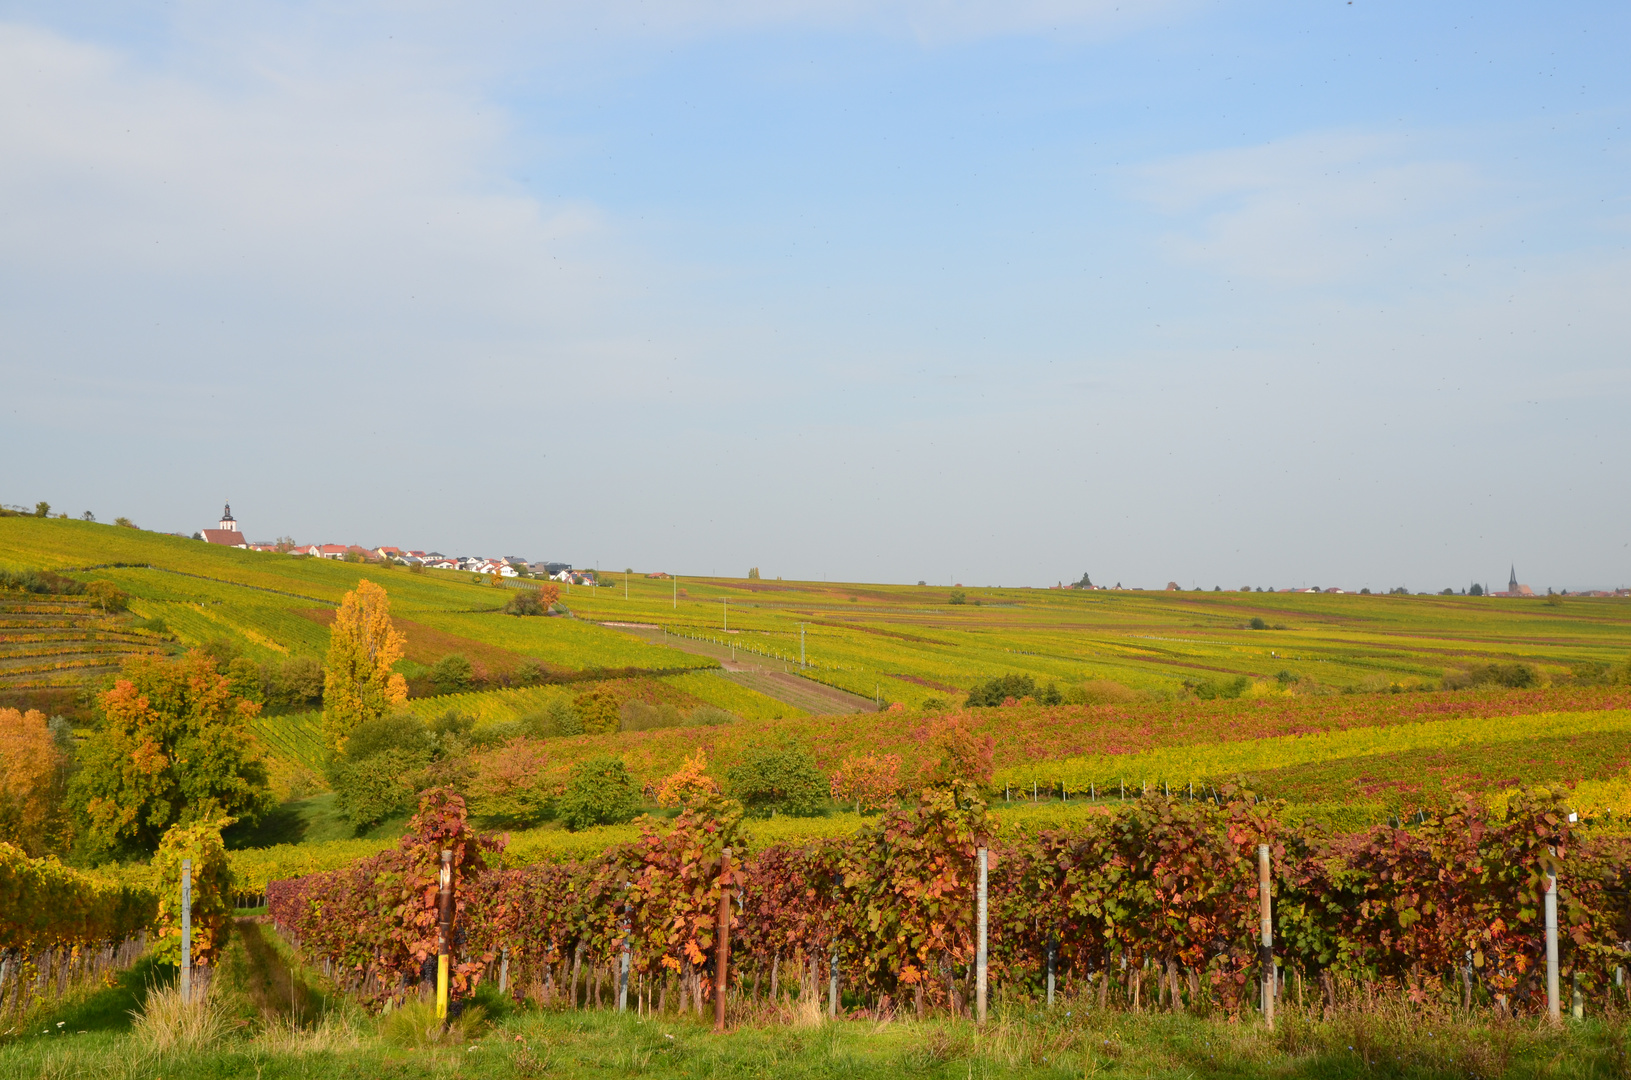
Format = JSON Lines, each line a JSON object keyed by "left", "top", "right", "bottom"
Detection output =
{"left": 1132, "top": 132, "right": 1497, "bottom": 286}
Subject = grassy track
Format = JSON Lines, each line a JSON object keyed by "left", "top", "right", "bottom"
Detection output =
{"left": 3, "top": 921, "right": 1627, "bottom": 1080}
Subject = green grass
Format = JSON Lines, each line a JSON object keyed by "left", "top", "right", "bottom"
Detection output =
{"left": 223, "top": 792, "right": 407, "bottom": 851}
{"left": 5, "top": 977, "right": 1628, "bottom": 1079}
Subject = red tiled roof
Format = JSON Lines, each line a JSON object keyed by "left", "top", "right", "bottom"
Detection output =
{"left": 201, "top": 529, "right": 248, "bottom": 547}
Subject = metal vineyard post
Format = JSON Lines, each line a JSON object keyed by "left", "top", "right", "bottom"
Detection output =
{"left": 1258, "top": 844, "right": 1274, "bottom": 1030}
{"left": 715, "top": 847, "right": 733, "bottom": 1031}
{"left": 180, "top": 859, "right": 192, "bottom": 1004}
{"left": 1545, "top": 867, "right": 1560, "bottom": 1023}
{"left": 976, "top": 846, "right": 988, "bottom": 1025}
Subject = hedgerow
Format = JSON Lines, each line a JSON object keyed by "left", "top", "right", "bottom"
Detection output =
{"left": 267, "top": 783, "right": 1631, "bottom": 1019}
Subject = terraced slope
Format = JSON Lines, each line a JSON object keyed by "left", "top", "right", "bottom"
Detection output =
{"left": 0, "top": 594, "right": 168, "bottom": 705}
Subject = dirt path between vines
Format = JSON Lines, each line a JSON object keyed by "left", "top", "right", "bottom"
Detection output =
{"left": 604, "top": 624, "right": 877, "bottom": 715}
{"left": 233, "top": 917, "right": 327, "bottom": 1021}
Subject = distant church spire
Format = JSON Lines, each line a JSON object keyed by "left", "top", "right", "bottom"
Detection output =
{"left": 1509, "top": 564, "right": 1518, "bottom": 591}
{"left": 219, "top": 503, "right": 238, "bottom": 532}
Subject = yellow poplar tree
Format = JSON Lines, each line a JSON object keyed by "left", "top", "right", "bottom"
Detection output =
{"left": 323, "top": 579, "right": 408, "bottom": 754}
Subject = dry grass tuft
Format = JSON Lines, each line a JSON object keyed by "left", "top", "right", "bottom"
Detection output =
{"left": 129, "top": 980, "right": 232, "bottom": 1054}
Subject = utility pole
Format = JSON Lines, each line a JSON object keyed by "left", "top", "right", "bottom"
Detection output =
{"left": 723, "top": 598, "right": 728, "bottom": 632}
{"left": 673, "top": 576, "right": 677, "bottom": 609}
{"left": 800, "top": 623, "right": 805, "bottom": 667}
{"left": 625, "top": 571, "right": 628, "bottom": 600}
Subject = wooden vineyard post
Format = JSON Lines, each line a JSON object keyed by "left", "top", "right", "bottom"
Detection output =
{"left": 436, "top": 849, "right": 454, "bottom": 1022}
{"left": 499, "top": 948, "right": 509, "bottom": 995}
{"left": 180, "top": 859, "right": 192, "bottom": 1004}
{"left": 715, "top": 847, "right": 732, "bottom": 1031}
{"left": 1545, "top": 865, "right": 1560, "bottom": 1023}
{"left": 1258, "top": 844, "right": 1274, "bottom": 1030}
{"left": 976, "top": 846, "right": 989, "bottom": 1025}
{"left": 1046, "top": 938, "right": 1056, "bottom": 1006}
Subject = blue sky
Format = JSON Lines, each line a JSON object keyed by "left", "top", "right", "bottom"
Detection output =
{"left": 3, "top": 1, "right": 1627, "bottom": 590}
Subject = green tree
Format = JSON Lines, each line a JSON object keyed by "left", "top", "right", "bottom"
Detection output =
{"left": 726, "top": 743, "right": 826, "bottom": 819}
{"left": 322, "top": 580, "right": 408, "bottom": 755}
{"left": 557, "top": 755, "right": 640, "bottom": 831}
{"left": 329, "top": 713, "right": 434, "bottom": 827}
{"left": 67, "top": 651, "right": 275, "bottom": 859}
{"left": 948, "top": 589, "right": 966, "bottom": 605}
{"left": 33, "top": 501, "right": 49, "bottom": 518}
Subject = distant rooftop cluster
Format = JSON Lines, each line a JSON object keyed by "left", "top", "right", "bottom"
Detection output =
{"left": 1049, "top": 566, "right": 1629, "bottom": 598}
{"left": 196, "top": 503, "right": 584, "bottom": 581}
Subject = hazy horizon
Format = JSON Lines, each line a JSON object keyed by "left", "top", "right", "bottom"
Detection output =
{"left": 4, "top": 2, "right": 1627, "bottom": 590}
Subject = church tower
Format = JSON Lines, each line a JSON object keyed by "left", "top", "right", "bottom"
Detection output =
{"left": 1508, "top": 565, "right": 1518, "bottom": 593}
{"left": 219, "top": 503, "right": 238, "bottom": 533}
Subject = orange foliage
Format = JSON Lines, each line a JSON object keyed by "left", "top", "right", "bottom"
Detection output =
{"left": 830, "top": 751, "right": 904, "bottom": 813}
{"left": 656, "top": 749, "right": 719, "bottom": 807}
{"left": 0, "top": 707, "right": 69, "bottom": 856}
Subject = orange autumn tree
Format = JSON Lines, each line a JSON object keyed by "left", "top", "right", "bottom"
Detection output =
{"left": 66, "top": 651, "right": 274, "bottom": 858}
{"left": 830, "top": 751, "right": 904, "bottom": 814}
{"left": 0, "top": 707, "right": 72, "bottom": 856}
{"left": 322, "top": 579, "right": 408, "bottom": 755}
{"left": 657, "top": 749, "right": 720, "bottom": 807}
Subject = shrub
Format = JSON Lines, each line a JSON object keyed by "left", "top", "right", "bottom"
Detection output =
{"left": 468, "top": 739, "right": 552, "bottom": 826}
{"left": 727, "top": 744, "right": 826, "bottom": 819}
{"left": 151, "top": 819, "right": 234, "bottom": 968}
{"left": 965, "top": 674, "right": 1062, "bottom": 707}
{"left": 335, "top": 747, "right": 427, "bottom": 828}
{"left": 1066, "top": 679, "right": 1139, "bottom": 705}
{"left": 687, "top": 705, "right": 737, "bottom": 727}
{"left": 949, "top": 589, "right": 966, "bottom": 605}
{"left": 619, "top": 700, "right": 685, "bottom": 732}
{"left": 1186, "top": 675, "right": 1250, "bottom": 700}
{"left": 86, "top": 580, "right": 128, "bottom": 613}
{"left": 1248, "top": 616, "right": 1268, "bottom": 630}
{"left": 922, "top": 716, "right": 994, "bottom": 788}
{"left": 522, "top": 698, "right": 583, "bottom": 738}
{"left": 515, "top": 658, "right": 550, "bottom": 686}
{"left": 572, "top": 686, "right": 622, "bottom": 735}
{"left": 342, "top": 713, "right": 433, "bottom": 764}
{"left": 330, "top": 714, "right": 434, "bottom": 826}
{"left": 656, "top": 749, "right": 720, "bottom": 807}
{"left": 1443, "top": 663, "right": 1540, "bottom": 690}
{"left": 504, "top": 590, "right": 548, "bottom": 616}
{"left": 0, "top": 568, "right": 84, "bottom": 595}
{"left": 557, "top": 756, "right": 641, "bottom": 831}
{"left": 830, "top": 752, "right": 903, "bottom": 813}
{"left": 260, "top": 655, "right": 324, "bottom": 708}
{"left": 430, "top": 655, "right": 475, "bottom": 695}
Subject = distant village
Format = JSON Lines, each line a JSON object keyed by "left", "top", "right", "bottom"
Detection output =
{"left": 197, "top": 504, "right": 592, "bottom": 584}
{"left": 1049, "top": 568, "right": 1628, "bottom": 599}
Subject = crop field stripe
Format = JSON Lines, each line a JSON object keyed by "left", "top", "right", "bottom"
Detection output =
{"left": 994, "top": 708, "right": 1631, "bottom": 789}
